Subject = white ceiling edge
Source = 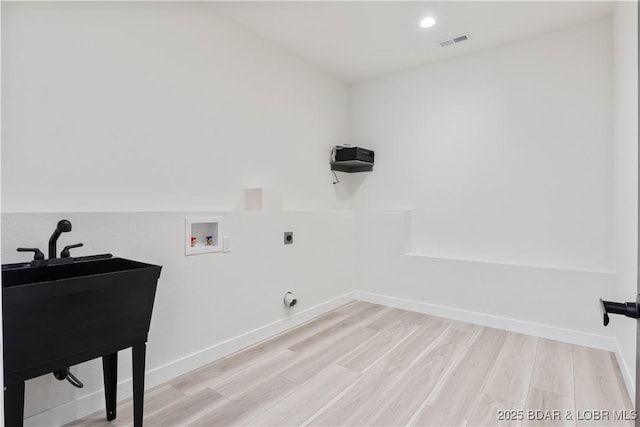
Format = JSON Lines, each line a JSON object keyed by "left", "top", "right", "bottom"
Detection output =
{"left": 210, "top": 1, "right": 615, "bottom": 83}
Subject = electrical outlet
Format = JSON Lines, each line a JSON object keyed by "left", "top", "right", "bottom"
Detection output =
{"left": 223, "top": 236, "right": 232, "bottom": 252}
{"left": 284, "top": 232, "right": 293, "bottom": 245}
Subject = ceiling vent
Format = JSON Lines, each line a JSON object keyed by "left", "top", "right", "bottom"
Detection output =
{"left": 439, "top": 32, "right": 471, "bottom": 47}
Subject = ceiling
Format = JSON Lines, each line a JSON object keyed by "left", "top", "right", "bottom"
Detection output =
{"left": 211, "top": 1, "right": 614, "bottom": 83}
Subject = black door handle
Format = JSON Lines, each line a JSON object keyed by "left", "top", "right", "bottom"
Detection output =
{"left": 600, "top": 298, "right": 639, "bottom": 326}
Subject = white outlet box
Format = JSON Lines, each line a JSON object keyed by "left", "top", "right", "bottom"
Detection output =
{"left": 244, "top": 188, "right": 282, "bottom": 211}
{"left": 223, "top": 237, "right": 232, "bottom": 253}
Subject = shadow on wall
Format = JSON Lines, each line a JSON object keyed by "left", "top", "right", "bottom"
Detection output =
{"left": 234, "top": 173, "right": 370, "bottom": 209}
{"left": 333, "top": 172, "right": 368, "bottom": 202}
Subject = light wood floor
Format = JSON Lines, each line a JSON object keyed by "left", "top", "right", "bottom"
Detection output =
{"left": 68, "top": 301, "right": 633, "bottom": 427}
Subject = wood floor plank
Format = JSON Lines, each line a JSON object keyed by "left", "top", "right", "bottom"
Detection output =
{"left": 426, "top": 327, "right": 508, "bottom": 419}
{"left": 366, "top": 307, "right": 415, "bottom": 331}
{"left": 143, "top": 388, "right": 227, "bottom": 427}
{"left": 409, "top": 404, "right": 466, "bottom": 426}
{"left": 481, "top": 332, "right": 538, "bottom": 405}
{"left": 529, "top": 339, "right": 574, "bottom": 400}
{"left": 366, "top": 308, "right": 433, "bottom": 331}
{"left": 212, "top": 349, "right": 299, "bottom": 399}
{"left": 171, "top": 310, "right": 346, "bottom": 395}
{"left": 288, "top": 318, "right": 358, "bottom": 353}
{"left": 187, "top": 375, "right": 297, "bottom": 426}
{"left": 450, "top": 320, "right": 482, "bottom": 333}
{"left": 338, "top": 321, "right": 417, "bottom": 372}
{"left": 245, "top": 364, "right": 361, "bottom": 426}
{"left": 65, "top": 384, "right": 187, "bottom": 427}
{"left": 333, "top": 300, "right": 368, "bottom": 314}
{"left": 523, "top": 387, "right": 575, "bottom": 427}
{"left": 64, "top": 419, "right": 112, "bottom": 427}
{"left": 610, "top": 352, "right": 634, "bottom": 412}
{"left": 308, "top": 360, "right": 407, "bottom": 426}
{"left": 64, "top": 415, "right": 116, "bottom": 427}
{"left": 466, "top": 393, "right": 523, "bottom": 427}
{"left": 282, "top": 327, "right": 376, "bottom": 384}
{"left": 573, "top": 345, "right": 631, "bottom": 426}
{"left": 250, "top": 310, "right": 347, "bottom": 351}
{"left": 398, "top": 310, "right": 435, "bottom": 327}
{"left": 345, "top": 302, "right": 390, "bottom": 323}
{"left": 169, "top": 347, "right": 263, "bottom": 397}
{"left": 364, "top": 327, "right": 475, "bottom": 426}
{"left": 382, "top": 318, "right": 450, "bottom": 368}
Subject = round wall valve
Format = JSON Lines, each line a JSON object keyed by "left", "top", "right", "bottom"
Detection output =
{"left": 284, "top": 292, "right": 297, "bottom": 308}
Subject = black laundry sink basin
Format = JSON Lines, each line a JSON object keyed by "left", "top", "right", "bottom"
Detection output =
{"left": 2, "top": 256, "right": 161, "bottom": 382}
{"left": 2, "top": 255, "right": 162, "bottom": 427}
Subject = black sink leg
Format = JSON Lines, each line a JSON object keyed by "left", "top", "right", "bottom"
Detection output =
{"left": 4, "top": 381, "right": 25, "bottom": 427}
{"left": 102, "top": 352, "right": 118, "bottom": 421}
{"left": 132, "top": 343, "right": 146, "bottom": 427}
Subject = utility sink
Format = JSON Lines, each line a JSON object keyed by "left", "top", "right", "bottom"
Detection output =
{"left": 2, "top": 255, "right": 162, "bottom": 427}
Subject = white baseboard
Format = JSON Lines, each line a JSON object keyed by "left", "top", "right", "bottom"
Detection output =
{"left": 613, "top": 338, "right": 636, "bottom": 407}
{"left": 354, "top": 291, "right": 616, "bottom": 352}
{"left": 24, "top": 292, "right": 356, "bottom": 427}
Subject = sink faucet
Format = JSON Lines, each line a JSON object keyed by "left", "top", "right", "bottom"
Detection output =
{"left": 48, "top": 219, "right": 72, "bottom": 259}
{"left": 46, "top": 219, "right": 87, "bottom": 389}
{"left": 16, "top": 219, "right": 83, "bottom": 264}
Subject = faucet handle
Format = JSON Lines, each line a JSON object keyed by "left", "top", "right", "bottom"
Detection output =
{"left": 17, "top": 247, "right": 45, "bottom": 261}
{"left": 61, "top": 243, "right": 83, "bottom": 258}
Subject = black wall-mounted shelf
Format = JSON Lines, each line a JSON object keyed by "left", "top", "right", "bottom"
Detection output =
{"left": 330, "top": 160, "right": 374, "bottom": 173}
{"left": 330, "top": 146, "right": 374, "bottom": 173}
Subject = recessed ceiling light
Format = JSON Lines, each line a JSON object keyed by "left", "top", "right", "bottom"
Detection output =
{"left": 419, "top": 17, "right": 436, "bottom": 29}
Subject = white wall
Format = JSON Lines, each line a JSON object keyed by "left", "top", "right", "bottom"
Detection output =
{"left": 611, "top": 0, "right": 639, "bottom": 399}
{"left": 1, "top": 2, "right": 354, "bottom": 424}
{"left": 350, "top": 18, "right": 614, "bottom": 273}
{"left": 1, "top": 2, "right": 349, "bottom": 212}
